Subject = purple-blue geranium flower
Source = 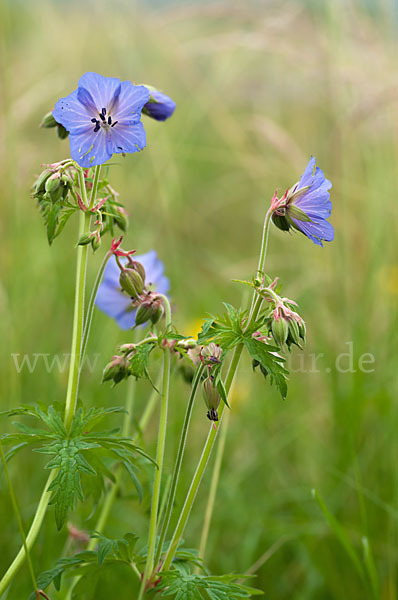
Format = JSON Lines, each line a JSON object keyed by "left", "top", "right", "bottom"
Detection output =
{"left": 53, "top": 72, "right": 150, "bottom": 167}
{"left": 270, "top": 157, "right": 334, "bottom": 246}
{"left": 95, "top": 251, "right": 170, "bottom": 329}
{"left": 142, "top": 89, "right": 176, "bottom": 121}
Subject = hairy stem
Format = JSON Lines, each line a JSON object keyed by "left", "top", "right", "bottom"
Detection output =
{"left": 196, "top": 407, "right": 230, "bottom": 570}
{"left": 154, "top": 364, "right": 205, "bottom": 570}
{"left": 138, "top": 296, "right": 172, "bottom": 599}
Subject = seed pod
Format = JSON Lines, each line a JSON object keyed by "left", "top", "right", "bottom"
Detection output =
{"left": 77, "top": 232, "right": 94, "bottom": 246}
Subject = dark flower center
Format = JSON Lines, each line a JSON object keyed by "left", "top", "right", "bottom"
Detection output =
{"left": 91, "top": 107, "right": 118, "bottom": 133}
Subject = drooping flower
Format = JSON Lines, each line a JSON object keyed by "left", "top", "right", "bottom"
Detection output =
{"left": 53, "top": 72, "right": 150, "bottom": 167}
{"left": 270, "top": 157, "right": 334, "bottom": 246}
{"left": 142, "top": 88, "right": 176, "bottom": 121}
{"left": 95, "top": 251, "right": 170, "bottom": 329}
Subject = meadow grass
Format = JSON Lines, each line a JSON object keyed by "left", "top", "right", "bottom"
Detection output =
{"left": 0, "top": 1, "right": 396, "bottom": 598}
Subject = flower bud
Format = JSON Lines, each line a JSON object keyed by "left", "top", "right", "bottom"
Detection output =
{"left": 40, "top": 112, "right": 58, "bottom": 128}
{"left": 112, "top": 205, "right": 129, "bottom": 231}
{"left": 77, "top": 232, "right": 95, "bottom": 246}
{"left": 141, "top": 87, "right": 176, "bottom": 121}
{"left": 126, "top": 259, "right": 146, "bottom": 284}
{"left": 45, "top": 172, "right": 61, "bottom": 194}
{"left": 57, "top": 124, "right": 69, "bottom": 139}
{"left": 271, "top": 317, "right": 289, "bottom": 347}
{"left": 91, "top": 235, "right": 101, "bottom": 252}
{"left": 287, "top": 318, "right": 301, "bottom": 346}
{"left": 102, "top": 355, "right": 129, "bottom": 384}
{"left": 135, "top": 295, "right": 164, "bottom": 326}
{"left": 33, "top": 169, "right": 53, "bottom": 194}
{"left": 119, "top": 269, "right": 145, "bottom": 298}
{"left": 202, "top": 376, "right": 221, "bottom": 421}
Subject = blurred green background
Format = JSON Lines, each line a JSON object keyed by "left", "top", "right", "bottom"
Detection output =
{"left": 0, "top": 0, "right": 397, "bottom": 598}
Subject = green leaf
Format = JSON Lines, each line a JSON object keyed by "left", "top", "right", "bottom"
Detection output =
{"left": 129, "top": 343, "right": 154, "bottom": 380}
{"left": 157, "top": 571, "right": 263, "bottom": 599}
{"left": 4, "top": 404, "right": 151, "bottom": 529}
{"left": 244, "top": 335, "right": 288, "bottom": 399}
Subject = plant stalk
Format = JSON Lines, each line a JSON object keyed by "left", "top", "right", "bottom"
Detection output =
{"left": 138, "top": 296, "right": 172, "bottom": 598}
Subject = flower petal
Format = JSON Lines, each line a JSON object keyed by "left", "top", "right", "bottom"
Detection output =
{"left": 291, "top": 217, "right": 334, "bottom": 246}
{"left": 69, "top": 129, "right": 113, "bottom": 167}
{"left": 113, "top": 82, "right": 150, "bottom": 121}
{"left": 53, "top": 89, "right": 92, "bottom": 133}
{"left": 95, "top": 281, "right": 131, "bottom": 318}
{"left": 109, "top": 122, "right": 147, "bottom": 154}
{"left": 78, "top": 72, "right": 122, "bottom": 111}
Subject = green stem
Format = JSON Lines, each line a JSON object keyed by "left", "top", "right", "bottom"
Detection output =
{"left": 0, "top": 172, "right": 94, "bottom": 596}
{"left": 81, "top": 250, "right": 111, "bottom": 362}
{"left": 154, "top": 364, "right": 205, "bottom": 569}
{"left": 196, "top": 407, "right": 230, "bottom": 570}
{"left": 89, "top": 165, "right": 101, "bottom": 209}
{"left": 162, "top": 209, "right": 272, "bottom": 572}
{"left": 64, "top": 212, "right": 91, "bottom": 430}
{"left": 138, "top": 297, "right": 172, "bottom": 599}
{"left": 161, "top": 345, "right": 243, "bottom": 572}
{"left": 0, "top": 441, "right": 38, "bottom": 594}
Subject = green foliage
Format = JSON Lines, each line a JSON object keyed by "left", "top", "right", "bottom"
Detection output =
{"left": 157, "top": 570, "right": 263, "bottom": 599}
{"left": 1, "top": 405, "right": 153, "bottom": 529}
{"left": 129, "top": 343, "right": 154, "bottom": 380}
{"left": 245, "top": 336, "right": 288, "bottom": 399}
{"left": 197, "top": 303, "right": 246, "bottom": 350}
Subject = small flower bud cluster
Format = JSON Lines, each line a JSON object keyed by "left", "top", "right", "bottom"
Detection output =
{"left": 32, "top": 162, "right": 74, "bottom": 207}
{"left": 255, "top": 278, "right": 306, "bottom": 350}
{"left": 200, "top": 343, "right": 223, "bottom": 422}
{"left": 102, "top": 354, "right": 130, "bottom": 385}
{"left": 268, "top": 298, "right": 305, "bottom": 349}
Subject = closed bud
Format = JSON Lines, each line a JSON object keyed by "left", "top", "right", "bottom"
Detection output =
{"left": 33, "top": 169, "right": 53, "bottom": 195}
{"left": 287, "top": 318, "right": 301, "bottom": 346}
{"left": 40, "top": 112, "right": 58, "bottom": 128}
{"left": 271, "top": 317, "right": 289, "bottom": 347}
{"left": 135, "top": 295, "right": 164, "bottom": 326}
{"left": 57, "top": 124, "right": 69, "bottom": 139}
{"left": 127, "top": 259, "right": 146, "bottom": 283}
{"left": 202, "top": 376, "right": 221, "bottom": 421}
{"left": 91, "top": 235, "right": 101, "bottom": 252}
{"left": 45, "top": 172, "right": 61, "bottom": 194}
{"left": 113, "top": 205, "right": 129, "bottom": 231}
{"left": 77, "top": 232, "right": 95, "bottom": 246}
{"left": 102, "top": 355, "right": 129, "bottom": 384}
{"left": 299, "top": 320, "right": 306, "bottom": 343}
{"left": 119, "top": 269, "right": 145, "bottom": 298}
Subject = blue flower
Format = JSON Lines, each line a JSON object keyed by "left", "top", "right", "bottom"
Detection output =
{"left": 142, "top": 89, "right": 176, "bottom": 121}
{"left": 95, "top": 251, "right": 170, "bottom": 329}
{"left": 53, "top": 72, "right": 150, "bottom": 167}
{"left": 271, "top": 157, "right": 334, "bottom": 246}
